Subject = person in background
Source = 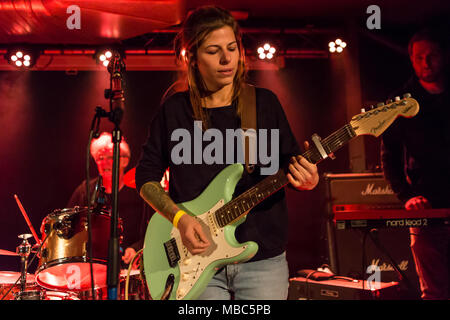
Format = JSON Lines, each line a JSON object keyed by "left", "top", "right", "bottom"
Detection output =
{"left": 67, "top": 132, "right": 152, "bottom": 268}
{"left": 381, "top": 27, "right": 450, "bottom": 299}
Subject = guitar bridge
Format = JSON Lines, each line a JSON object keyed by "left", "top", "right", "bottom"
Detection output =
{"left": 164, "top": 238, "right": 180, "bottom": 268}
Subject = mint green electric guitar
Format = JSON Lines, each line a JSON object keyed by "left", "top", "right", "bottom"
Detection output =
{"left": 143, "top": 95, "right": 419, "bottom": 300}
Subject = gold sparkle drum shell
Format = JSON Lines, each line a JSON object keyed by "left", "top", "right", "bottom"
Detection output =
{"left": 36, "top": 207, "right": 121, "bottom": 291}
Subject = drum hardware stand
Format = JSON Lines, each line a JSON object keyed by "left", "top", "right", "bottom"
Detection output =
{"left": 14, "top": 234, "right": 46, "bottom": 300}
{"left": 0, "top": 232, "right": 51, "bottom": 301}
{"left": 86, "top": 51, "right": 125, "bottom": 300}
{"left": 16, "top": 234, "right": 32, "bottom": 298}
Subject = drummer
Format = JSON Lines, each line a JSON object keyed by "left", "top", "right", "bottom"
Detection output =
{"left": 67, "top": 132, "right": 152, "bottom": 268}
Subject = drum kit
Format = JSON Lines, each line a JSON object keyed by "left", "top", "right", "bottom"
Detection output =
{"left": 0, "top": 195, "right": 149, "bottom": 301}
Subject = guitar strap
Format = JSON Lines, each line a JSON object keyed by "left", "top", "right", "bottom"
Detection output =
{"left": 239, "top": 84, "right": 256, "bottom": 174}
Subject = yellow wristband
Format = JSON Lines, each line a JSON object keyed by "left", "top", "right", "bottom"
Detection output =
{"left": 173, "top": 210, "right": 186, "bottom": 229}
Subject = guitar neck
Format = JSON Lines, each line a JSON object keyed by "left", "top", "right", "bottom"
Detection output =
{"left": 214, "top": 123, "right": 356, "bottom": 227}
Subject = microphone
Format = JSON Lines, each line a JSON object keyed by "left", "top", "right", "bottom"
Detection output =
{"left": 106, "top": 52, "right": 126, "bottom": 126}
{"left": 92, "top": 175, "right": 106, "bottom": 213}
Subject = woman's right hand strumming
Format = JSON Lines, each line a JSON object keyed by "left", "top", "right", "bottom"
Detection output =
{"left": 139, "top": 181, "right": 210, "bottom": 255}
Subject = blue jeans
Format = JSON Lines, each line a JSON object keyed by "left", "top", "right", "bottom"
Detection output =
{"left": 197, "top": 252, "right": 289, "bottom": 300}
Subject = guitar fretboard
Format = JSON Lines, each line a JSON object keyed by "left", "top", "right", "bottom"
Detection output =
{"left": 303, "top": 124, "right": 356, "bottom": 164}
{"left": 214, "top": 123, "right": 356, "bottom": 228}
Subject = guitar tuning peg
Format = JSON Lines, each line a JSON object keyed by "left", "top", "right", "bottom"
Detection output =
{"left": 376, "top": 102, "right": 385, "bottom": 107}
{"left": 386, "top": 99, "right": 393, "bottom": 104}
{"left": 403, "top": 93, "right": 411, "bottom": 98}
{"left": 394, "top": 96, "right": 401, "bottom": 101}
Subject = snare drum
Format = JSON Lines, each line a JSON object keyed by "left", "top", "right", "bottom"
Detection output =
{"left": 36, "top": 207, "right": 122, "bottom": 291}
{"left": 15, "top": 290, "right": 44, "bottom": 300}
{"left": 18, "top": 289, "right": 80, "bottom": 300}
{"left": 44, "top": 290, "right": 80, "bottom": 300}
{"left": 0, "top": 271, "right": 37, "bottom": 300}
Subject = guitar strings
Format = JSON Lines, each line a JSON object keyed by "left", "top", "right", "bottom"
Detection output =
{"left": 216, "top": 109, "right": 390, "bottom": 226}
{"left": 303, "top": 124, "right": 353, "bottom": 163}
{"left": 216, "top": 171, "right": 286, "bottom": 226}
{"left": 304, "top": 101, "right": 405, "bottom": 162}
{"left": 218, "top": 124, "right": 358, "bottom": 225}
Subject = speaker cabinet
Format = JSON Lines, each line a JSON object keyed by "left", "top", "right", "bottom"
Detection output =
{"left": 322, "top": 172, "right": 421, "bottom": 298}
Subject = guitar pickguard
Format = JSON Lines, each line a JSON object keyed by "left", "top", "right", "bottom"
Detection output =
{"left": 169, "top": 199, "right": 251, "bottom": 299}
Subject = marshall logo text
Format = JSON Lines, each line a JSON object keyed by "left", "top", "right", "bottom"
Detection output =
{"left": 361, "top": 183, "right": 395, "bottom": 196}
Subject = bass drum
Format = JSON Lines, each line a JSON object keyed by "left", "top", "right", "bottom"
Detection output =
{"left": 36, "top": 207, "right": 122, "bottom": 291}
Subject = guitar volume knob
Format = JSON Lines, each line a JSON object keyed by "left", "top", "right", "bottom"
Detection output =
{"left": 403, "top": 93, "right": 411, "bottom": 98}
{"left": 183, "top": 258, "right": 192, "bottom": 266}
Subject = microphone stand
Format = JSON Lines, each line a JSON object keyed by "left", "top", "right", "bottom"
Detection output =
{"left": 105, "top": 52, "right": 126, "bottom": 300}
{"left": 86, "top": 51, "right": 125, "bottom": 300}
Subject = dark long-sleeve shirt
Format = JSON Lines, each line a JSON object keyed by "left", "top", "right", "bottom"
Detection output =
{"left": 136, "top": 87, "right": 301, "bottom": 261}
{"left": 381, "top": 75, "right": 450, "bottom": 207}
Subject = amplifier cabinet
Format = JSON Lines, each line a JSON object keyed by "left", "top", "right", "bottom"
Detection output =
{"left": 324, "top": 172, "right": 402, "bottom": 207}
{"left": 322, "top": 172, "right": 420, "bottom": 298}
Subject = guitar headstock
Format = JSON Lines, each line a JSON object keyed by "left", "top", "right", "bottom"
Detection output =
{"left": 350, "top": 93, "right": 419, "bottom": 137}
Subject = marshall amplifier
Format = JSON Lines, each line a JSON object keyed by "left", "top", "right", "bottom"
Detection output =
{"left": 322, "top": 172, "right": 420, "bottom": 298}
{"left": 324, "top": 172, "right": 402, "bottom": 208}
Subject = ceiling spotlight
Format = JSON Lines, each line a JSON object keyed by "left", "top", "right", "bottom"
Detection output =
{"left": 96, "top": 49, "right": 114, "bottom": 67}
{"left": 329, "top": 39, "right": 347, "bottom": 53}
{"left": 7, "top": 49, "right": 36, "bottom": 69}
{"left": 257, "top": 43, "right": 276, "bottom": 60}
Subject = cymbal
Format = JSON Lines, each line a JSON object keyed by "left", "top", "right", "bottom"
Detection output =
{"left": 0, "top": 271, "right": 35, "bottom": 284}
{"left": 0, "top": 249, "right": 18, "bottom": 257}
{"left": 123, "top": 167, "right": 136, "bottom": 189}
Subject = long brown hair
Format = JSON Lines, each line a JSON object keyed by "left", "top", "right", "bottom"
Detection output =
{"left": 174, "top": 6, "right": 247, "bottom": 129}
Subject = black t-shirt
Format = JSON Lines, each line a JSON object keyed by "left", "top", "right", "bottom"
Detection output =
{"left": 381, "top": 76, "right": 450, "bottom": 207}
{"left": 67, "top": 178, "right": 153, "bottom": 252}
{"left": 136, "top": 87, "right": 301, "bottom": 261}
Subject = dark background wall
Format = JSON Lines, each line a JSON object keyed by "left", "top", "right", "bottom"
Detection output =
{"left": 0, "top": 31, "right": 412, "bottom": 277}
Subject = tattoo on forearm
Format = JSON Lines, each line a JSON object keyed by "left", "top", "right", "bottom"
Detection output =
{"left": 140, "top": 181, "right": 179, "bottom": 221}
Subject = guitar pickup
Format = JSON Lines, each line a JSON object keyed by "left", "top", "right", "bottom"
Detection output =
{"left": 164, "top": 238, "right": 180, "bottom": 268}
